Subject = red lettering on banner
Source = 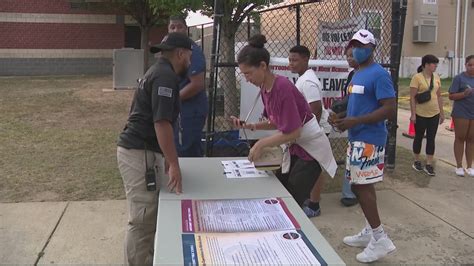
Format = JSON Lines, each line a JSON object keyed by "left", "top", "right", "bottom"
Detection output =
{"left": 323, "top": 97, "right": 333, "bottom": 109}
{"left": 318, "top": 66, "right": 331, "bottom": 72}
{"left": 323, "top": 96, "right": 345, "bottom": 109}
{"left": 331, "top": 67, "right": 349, "bottom": 72}
{"left": 324, "top": 46, "right": 344, "bottom": 56}
{"left": 271, "top": 65, "right": 290, "bottom": 71}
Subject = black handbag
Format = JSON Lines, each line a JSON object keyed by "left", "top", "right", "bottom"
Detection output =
{"left": 415, "top": 74, "right": 433, "bottom": 104}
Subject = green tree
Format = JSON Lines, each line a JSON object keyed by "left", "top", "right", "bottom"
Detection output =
{"left": 151, "top": 0, "right": 281, "bottom": 127}
{"left": 89, "top": 0, "right": 190, "bottom": 70}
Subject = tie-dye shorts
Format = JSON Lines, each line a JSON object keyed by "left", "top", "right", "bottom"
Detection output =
{"left": 345, "top": 141, "right": 385, "bottom": 185}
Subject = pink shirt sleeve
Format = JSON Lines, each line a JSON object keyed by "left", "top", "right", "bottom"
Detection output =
{"left": 274, "top": 82, "right": 303, "bottom": 134}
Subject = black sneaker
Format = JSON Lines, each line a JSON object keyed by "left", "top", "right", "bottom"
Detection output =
{"left": 340, "top": 197, "right": 358, "bottom": 207}
{"left": 424, "top": 164, "right": 435, "bottom": 176}
{"left": 412, "top": 161, "right": 423, "bottom": 172}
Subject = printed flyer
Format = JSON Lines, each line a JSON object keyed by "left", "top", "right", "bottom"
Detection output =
{"left": 182, "top": 230, "right": 326, "bottom": 265}
{"left": 181, "top": 198, "right": 300, "bottom": 233}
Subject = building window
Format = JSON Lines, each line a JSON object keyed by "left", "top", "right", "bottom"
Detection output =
{"left": 125, "top": 26, "right": 141, "bottom": 49}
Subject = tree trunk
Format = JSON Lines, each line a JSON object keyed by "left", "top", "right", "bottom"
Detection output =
{"left": 219, "top": 27, "right": 238, "bottom": 131}
{"left": 141, "top": 25, "right": 149, "bottom": 73}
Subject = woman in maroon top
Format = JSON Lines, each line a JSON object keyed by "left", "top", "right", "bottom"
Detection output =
{"left": 231, "top": 34, "right": 337, "bottom": 206}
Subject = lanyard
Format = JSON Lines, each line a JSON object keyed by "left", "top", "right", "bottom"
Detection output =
{"left": 241, "top": 90, "right": 262, "bottom": 147}
{"left": 422, "top": 73, "right": 434, "bottom": 91}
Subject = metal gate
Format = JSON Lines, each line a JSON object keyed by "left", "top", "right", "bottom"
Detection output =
{"left": 204, "top": 0, "right": 407, "bottom": 168}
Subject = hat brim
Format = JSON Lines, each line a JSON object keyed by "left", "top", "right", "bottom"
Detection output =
{"left": 348, "top": 38, "right": 376, "bottom": 47}
{"left": 150, "top": 44, "right": 175, "bottom": 54}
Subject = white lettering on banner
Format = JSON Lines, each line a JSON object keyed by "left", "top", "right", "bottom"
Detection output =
{"left": 239, "top": 57, "right": 350, "bottom": 139}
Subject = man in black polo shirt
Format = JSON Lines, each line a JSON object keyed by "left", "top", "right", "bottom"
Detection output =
{"left": 116, "top": 32, "right": 192, "bottom": 266}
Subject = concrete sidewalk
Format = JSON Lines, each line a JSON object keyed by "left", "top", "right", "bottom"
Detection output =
{"left": 1, "top": 159, "right": 473, "bottom": 265}
{"left": 0, "top": 201, "right": 127, "bottom": 264}
{"left": 397, "top": 108, "right": 457, "bottom": 167}
{"left": 1, "top": 113, "right": 472, "bottom": 264}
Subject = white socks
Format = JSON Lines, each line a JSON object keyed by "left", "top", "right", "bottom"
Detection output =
{"left": 364, "top": 220, "right": 386, "bottom": 240}
{"left": 363, "top": 221, "right": 372, "bottom": 234}
{"left": 372, "top": 224, "right": 385, "bottom": 240}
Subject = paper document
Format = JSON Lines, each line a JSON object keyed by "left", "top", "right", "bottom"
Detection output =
{"left": 221, "top": 159, "right": 270, "bottom": 178}
{"left": 221, "top": 159, "right": 255, "bottom": 169}
{"left": 181, "top": 198, "right": 299, "bottom": 233}
{"left": 223, "top": 168, "right": 269, "bottom": 178}
{"left": 182, "top": 230, "right": 326, "bottom": 265}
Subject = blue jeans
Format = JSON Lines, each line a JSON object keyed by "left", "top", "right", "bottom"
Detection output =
{"left": 174, "top": 114, "right": 206, "bottom": 157}
{"left": 342, "top": 175, "right": 356, "bottom": 199}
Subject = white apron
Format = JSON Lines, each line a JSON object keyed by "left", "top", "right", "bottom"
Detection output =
{"left": 282, "top": 116, "right": 338, "bottom": 178}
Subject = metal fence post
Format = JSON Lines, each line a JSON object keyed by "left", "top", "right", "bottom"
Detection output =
{"left": 206, "top": 0, "right": 223, "bottom": 157}
{"left": 296, "top": 5, "right": 301, "bottom": 45}
{"left": 247, "top": 15, "right": 251, "bottom": 40}
{"left": 385, "top": 0, "right": 407, "bottom": 169}
{"left": 201, "top": 24, "right": 205, "bottom": 51}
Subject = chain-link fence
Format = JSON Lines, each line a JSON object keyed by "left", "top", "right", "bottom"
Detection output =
{"left": 198, "top": 0, "right": 406, "bottom": 166}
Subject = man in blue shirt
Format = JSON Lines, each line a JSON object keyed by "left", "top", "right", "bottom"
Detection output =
{"left": 168, "top": 16, "right": 208, "bottom": 157}
{"left": 330, "top": 29, "right": 397, "bottom": 263}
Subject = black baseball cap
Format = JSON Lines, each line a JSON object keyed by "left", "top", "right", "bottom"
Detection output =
{"left": 150, "top": 32, "right": 193, "bottom": 54}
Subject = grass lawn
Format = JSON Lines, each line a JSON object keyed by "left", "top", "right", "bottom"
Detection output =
{"left": 0, "top": 75, "right": 431, "bottom": 203}
{"left": 0, "top": 75, "right": 133, "bottom": 202}
{"left": 397, "top": 77, "right": 454, "bottom": 116}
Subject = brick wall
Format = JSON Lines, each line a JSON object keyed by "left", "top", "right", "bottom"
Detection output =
{"left": 0, "top": 0, "right": 117, "bottom": 14}
{"left": 0, "top": 0, "right": 170, "bottom": 75}
{"left": 0, "top": 23, "right": 124, "bottom": 49}
{"left": 148, "top": 27, "right": 168, "bottom": 46}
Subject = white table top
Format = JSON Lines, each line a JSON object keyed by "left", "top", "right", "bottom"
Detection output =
{"left": 154, "top": 199, "right": 345, "bottom": 265}
{"left": 154, "top": 157, "right": 345, "bottom": 265}
{"left": 158, "top": 157, "right": 292, "bottom": 201}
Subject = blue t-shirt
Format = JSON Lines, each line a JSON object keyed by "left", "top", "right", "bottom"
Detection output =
{"left": 346, "top": 63, "right": 396, "bottom": 146}
{"left": 180, "top": 42, "right": 208, "bottom": 117}
{"left": 449, "top": 72, "right": 474, "bottom": 119}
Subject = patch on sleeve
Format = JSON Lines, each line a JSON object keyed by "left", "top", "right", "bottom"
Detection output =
{"left": 157, "top": 86, "right": 173, "bottom": 98}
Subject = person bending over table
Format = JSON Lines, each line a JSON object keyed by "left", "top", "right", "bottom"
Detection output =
{"left": 230, "top": 34, "right": 337, "bottom": 208}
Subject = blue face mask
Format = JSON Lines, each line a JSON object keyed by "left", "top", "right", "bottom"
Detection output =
{"left": 352, "top": 47, "right": 373, "bottom": 64}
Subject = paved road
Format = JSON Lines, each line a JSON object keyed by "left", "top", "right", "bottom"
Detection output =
{"left": 397, "top": 108, "right": 457, "bottom": 167}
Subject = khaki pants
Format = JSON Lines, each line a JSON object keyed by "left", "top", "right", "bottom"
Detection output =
{"left": 117, "top": 147, "right": 164, "bottom": 266}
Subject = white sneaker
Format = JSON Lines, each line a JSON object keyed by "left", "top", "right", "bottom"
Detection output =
{"left": 455, "top": 167, "right": 465, "bottom": 177}
{"left": 343, "top": 227, "right": 372, "bottom": 247}
{"left": 356, "top": 235, "right": 396, "bottom": 263}
{"left": 467, "top": 168, "right": 474, "bottom": 177}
